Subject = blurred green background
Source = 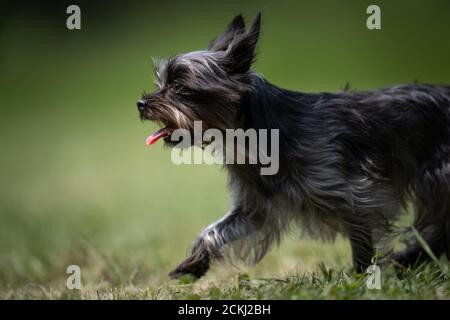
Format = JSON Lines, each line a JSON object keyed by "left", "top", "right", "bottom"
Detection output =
{"left": 1, "top": 0, "right": 449, "bottom": 297}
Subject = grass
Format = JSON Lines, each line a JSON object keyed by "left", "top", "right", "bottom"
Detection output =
{"left": 3, "top": 262, "right": 449, "bottom": 299}
{"left": 1, "top": 0, "right": 450, "bottom": 299}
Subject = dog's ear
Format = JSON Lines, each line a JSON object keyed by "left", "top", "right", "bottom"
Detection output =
{"left": 208, "top": 14, "right": 246, "bottom": 52}
{"left": 221, "top": 12, "right": 261, "bottom": 74}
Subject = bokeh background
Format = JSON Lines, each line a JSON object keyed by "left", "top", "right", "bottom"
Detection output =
{"left": 1, "top": 0, "right": 450, "bottom": 298}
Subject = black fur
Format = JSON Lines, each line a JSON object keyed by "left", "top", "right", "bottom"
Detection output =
{"left": 137, "top": 13, "right": 450, "bottom": 278}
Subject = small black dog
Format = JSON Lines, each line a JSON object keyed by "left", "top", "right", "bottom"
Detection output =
{"left": 137, "top": 13, "right": 450, "bottom": 279}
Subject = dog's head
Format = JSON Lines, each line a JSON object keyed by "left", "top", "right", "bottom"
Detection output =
{"left": 137, "top": 13, "right": 261, "bottom": 146}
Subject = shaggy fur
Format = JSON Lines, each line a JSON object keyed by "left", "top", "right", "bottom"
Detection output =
{"left": 137, "top": 13, "right": 450, "bottom": 278}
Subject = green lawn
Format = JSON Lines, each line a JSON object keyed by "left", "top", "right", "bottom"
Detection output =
{"left": 1, "top": 90, "right": 449, "bottom": 301}
{"left": 1, "top": 0, "right": 450, "bottom": 299}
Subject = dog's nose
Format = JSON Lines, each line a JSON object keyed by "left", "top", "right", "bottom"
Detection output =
{"left": 137, "top": 100, "right": 147, "bottom": 111}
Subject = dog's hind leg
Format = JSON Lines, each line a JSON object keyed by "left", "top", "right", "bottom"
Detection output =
{"left": 393, "top": 163, "right": 450, "bottom": 267}
{"left": 169, "top": 207, "right": 261, "bottom": 279}
{"left": 392, "top": 214, "right": 447, "bottom": 267}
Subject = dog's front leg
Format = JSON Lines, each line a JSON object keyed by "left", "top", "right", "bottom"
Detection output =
{"left": 169, "top": 209, "right": 258, "bottom": 279}
{"left": 348, "top": 225, "right": 374, "bottom": 272}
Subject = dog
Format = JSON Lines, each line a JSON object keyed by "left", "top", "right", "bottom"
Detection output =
{"left": 137, "top": 13, "right": 450, "bottom": 279}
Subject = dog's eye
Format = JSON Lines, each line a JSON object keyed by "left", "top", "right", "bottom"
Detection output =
{"left": 172, "top": 82, "right": 194, "bottom": 96}
{"left": 172, "top": 82, "right": 183, "bottom": 93}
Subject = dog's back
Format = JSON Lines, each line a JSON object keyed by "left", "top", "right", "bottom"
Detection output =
{"left": 243, "top": 80, "right": 450, "bottom": 267}
{"left": 309, "top": 83, "right": 450, "bottom": 265}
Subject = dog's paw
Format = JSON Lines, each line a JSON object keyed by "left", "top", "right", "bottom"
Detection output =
{"left": 169, "top": 254, "right": 210, "bottom": 280}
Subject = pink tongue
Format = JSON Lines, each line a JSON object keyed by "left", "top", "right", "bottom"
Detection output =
{"left": 146, "top": 127, "right": 172, "bottom": 145}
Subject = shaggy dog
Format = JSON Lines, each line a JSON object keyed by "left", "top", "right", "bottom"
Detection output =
{"left": 137, "top": 13, "right": 450, "bottom": 278}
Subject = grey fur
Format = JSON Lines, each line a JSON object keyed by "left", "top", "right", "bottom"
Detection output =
{"left": 137, "top": 13, "right": 450, "bottom": 279}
